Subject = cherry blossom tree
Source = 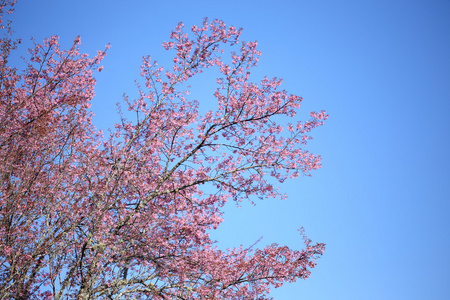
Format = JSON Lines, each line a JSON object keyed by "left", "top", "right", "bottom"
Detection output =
{"left": 0, "top": 1, "right": 327, "bottom": 299}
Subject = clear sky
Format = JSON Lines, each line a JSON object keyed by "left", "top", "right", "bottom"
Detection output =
{"left": 11, "top": 0, "right": 450, "bottom": 299}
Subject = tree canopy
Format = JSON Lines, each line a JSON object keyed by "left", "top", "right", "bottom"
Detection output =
{"left": 0, "top": 1, "right": 326, "bottom": 298}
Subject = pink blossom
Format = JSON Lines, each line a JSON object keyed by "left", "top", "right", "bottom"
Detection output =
{"left": 0, "top": 14, "right": 326, "bottom": 299}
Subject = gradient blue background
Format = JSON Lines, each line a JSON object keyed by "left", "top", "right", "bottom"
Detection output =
{"left": 11, "top": 0, "right": 450, "bottom": 299}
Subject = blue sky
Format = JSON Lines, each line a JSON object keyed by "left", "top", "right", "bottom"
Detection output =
{"left": 11, "top": 0, "right": 450, "bottom": 299}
